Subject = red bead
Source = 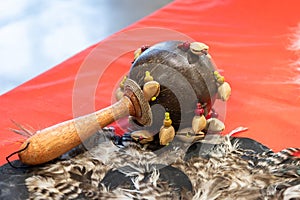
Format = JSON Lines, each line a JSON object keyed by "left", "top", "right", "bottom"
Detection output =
{"left": 194, "top": 103, "right": 204, "bottom": 116}
{"left": 141, "top": 45, "right": 150, "bottom": 52}
{"left": 177, "top": 41, "right": 190, "bottom": 51}
{"left": 206, "top": 113, "right": 211, "bottom": 119}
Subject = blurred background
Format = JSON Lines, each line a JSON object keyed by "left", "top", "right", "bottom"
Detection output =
{"left": 0, "top": 0, "right": 173, "bottom": 95}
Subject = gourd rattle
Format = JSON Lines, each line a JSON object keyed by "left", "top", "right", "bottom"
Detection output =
{"left": 16, "top": 40, "right": 231, "bottom": 165}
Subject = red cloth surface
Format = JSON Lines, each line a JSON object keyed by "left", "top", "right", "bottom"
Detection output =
{"left": 1, "top": 0, "right": 300, "bottom": 164}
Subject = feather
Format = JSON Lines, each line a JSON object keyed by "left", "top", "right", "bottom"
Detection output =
{"left": 10, "top": 120, "right": 34, "bottom": 138}
{"left": 1, "top": 131, "right": 299, "bottom": 199}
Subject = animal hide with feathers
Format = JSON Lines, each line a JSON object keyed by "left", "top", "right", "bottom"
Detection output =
{"left": 0, "top": 128, "right": 300, "bottom": 200}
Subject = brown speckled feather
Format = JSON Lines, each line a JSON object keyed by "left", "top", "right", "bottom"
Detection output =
{"left": 23, "top": 131, "right": 300, "bottom": 200}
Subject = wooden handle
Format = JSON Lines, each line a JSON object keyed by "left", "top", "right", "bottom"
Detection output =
{"left": 18, "top": 96, "right": 135, "bottom": 165}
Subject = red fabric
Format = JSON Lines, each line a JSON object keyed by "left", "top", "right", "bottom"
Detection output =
{"left": 1, "top": 0, "right": 300, "bottom": 164}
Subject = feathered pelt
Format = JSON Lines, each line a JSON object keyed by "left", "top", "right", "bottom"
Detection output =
{"left": 1, "top": 130, "right": 300, "bottom": 200}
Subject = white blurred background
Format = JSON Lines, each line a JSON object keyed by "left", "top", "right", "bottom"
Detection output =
{"left": 0, "top": 0, "right": 172, "bottom": 94}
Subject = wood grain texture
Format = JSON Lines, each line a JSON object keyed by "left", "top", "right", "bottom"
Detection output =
{"left": 18, "top": 96, "right": 134, "bottom": 165}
